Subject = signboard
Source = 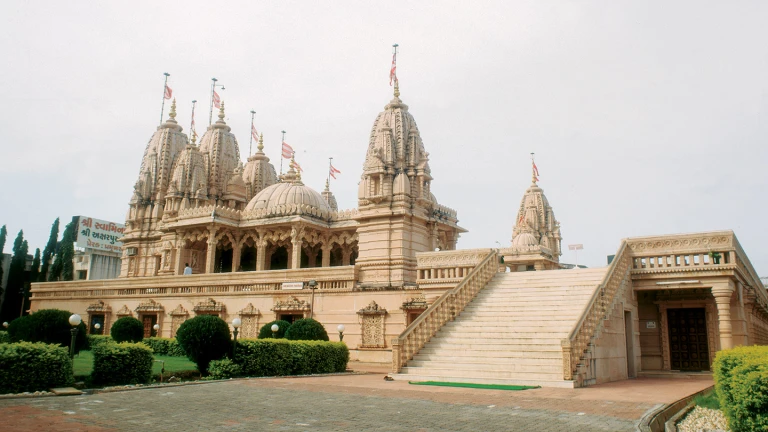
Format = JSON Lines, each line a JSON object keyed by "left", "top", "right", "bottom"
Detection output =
{"left": 568, "top": 244, "right": 584, "bottom": 251}
{"left": 76, "top": 216, "right": 125, "bottom": 254}
{"left": 281, "top": 282, "right": 304, "bottom": 290}
{"left": 646, "top": 321, "right": 657, "bottom": 329}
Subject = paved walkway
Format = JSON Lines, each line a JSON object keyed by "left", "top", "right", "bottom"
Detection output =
{"left": 0, "top": 363, "right": 713, "bottom": 432}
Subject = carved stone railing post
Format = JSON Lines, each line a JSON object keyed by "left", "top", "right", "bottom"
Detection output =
{"left": 392, "top": 338, "right": 402, "bottom": 374}
{"left": 561, "top": 339, "right": 572, "bottom": 380}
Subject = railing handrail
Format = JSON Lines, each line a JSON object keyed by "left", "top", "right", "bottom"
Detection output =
{"left": 392, "top": 250, "right": 498, "bottom": 373}
{"left": 566, "top": 241, "right": 628, "bottom": 342}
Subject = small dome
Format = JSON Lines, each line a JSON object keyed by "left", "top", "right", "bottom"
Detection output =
{"left": 511, "top": 232, "right": 538, "bottom": 248}
{"left": 244, "top": 169, "right": 331, "bottom": 219}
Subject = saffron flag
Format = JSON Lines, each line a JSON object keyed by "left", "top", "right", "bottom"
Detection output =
{"left": 330, "top": 164, "right": 341, "bottom": 179}
{"left": 389, "top": 52, "right": 397, "bottom": 85}
{"left": 251, "top": 124, "right": 259, "bottom": 141}
{"left": 291, "top": 159, "right": 303, "bottom": 172}
{"left": 281, "top": 141, "right": 294, "bottom": 159}
{"left": 213, "top": 90, "right": 221, "bottom": 108}
{"left": 533, "top": 161, "right": 539, "bottom": 182}
{"left": 164, "top": 85, "right": 172, "bottom": 100}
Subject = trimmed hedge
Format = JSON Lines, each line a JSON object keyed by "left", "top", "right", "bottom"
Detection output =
{"left": 234, "top": 339, "right": 348, "bottom": 377}
{"left": 208, "top": 358, "right": 242, "bottom": 380}
{"left": 0, "top": 342, "right": 73, "bottom": 393}
{"left": 258, "top": 320, "right": 291, "bottom": 339}
{"left": 285, "top": 318, "right": 329, "bottom": 341}
{"left": 175, "top": 315, "right": 231, "bottom": 375}
{"left": 713, "top": 345, "right": 768, "bottom": 431}
{"left": 7, "top": 309, "right": 87, "bottom": 352}
{"left": 0, "top": 331, "right": 9, "bottom": 344}
{"left": 110, "top": 317, "right": 144, "bottom": 343}
{"left": 141, "top": 337, "right": 186, "bottom": 357}
{"left": 91, "top": 342, "right": 153, "bottom": 386}
{"left": 87, "top": 335, "right": 113, "bottom": 351}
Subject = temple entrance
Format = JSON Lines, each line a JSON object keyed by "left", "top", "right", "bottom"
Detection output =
{"left": 215, "top": 248, "right": 233, "bottom": 273}
{"left": 90, "top": 314, "right": 105, "bottom": 335}
{"left": 278, "top": 314, "right": 303, "bottom": 324}
{"left": 667, "top": 308, "right": 709, "bottom": 371}
{"left": 142, "top": 314, "right": 158, "bottom": 338}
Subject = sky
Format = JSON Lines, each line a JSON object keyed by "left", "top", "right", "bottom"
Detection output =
{"left": 1, "top": 1, "right": 767, "bottom": 275}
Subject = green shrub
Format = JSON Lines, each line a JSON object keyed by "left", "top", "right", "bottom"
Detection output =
{"left": 91, "top": 342, "right": 153, "bottom": 386}
{"left": 0, "top": 331, "right": 9, "bottom": 344}
{"left": 7, "top": 309, "right": 87, "bottom": 352}
{"left": 207, "top": 358, "right": 242, "bottom": 380}
{"left": 175, "top": 315, "right": 231, "bottom": 375}
{"left": 141, "top": 337, "right": 185, "bottom": 357}
{"left": 110, "top": 317, "right": 144, "bottom": 343}
{"left": 285, "top": 318, "right": 329, "bottom": 341}
{"left": 258, "top": 320, "right": 291, "bottom": 339}
{"left": 0, "top": 342, "right": 73, "bottom": 393}
{"left": 234, "top": 339, "right": 348, "bottom": 377}
{"left": 713, "top": 345, "right": 768, "bottom": 431}
{"left": 87, "top": 335, "right": 113, "bottom": 351}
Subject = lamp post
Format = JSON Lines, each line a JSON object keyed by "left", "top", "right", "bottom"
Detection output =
{"left": 337, "top": 324, "right": 345, "bottom": 341}
{"left": 271, "top": 323, "right": 279, "bottom": 338}
{"left": 153, "top": 323, "right": 160, "bottom": 337}
{"left": 308, "top": 279, "right": 318, "bottom": 319}
{"left": 2, "top": 322, "right": 8, "bottom": 329}
{"left": 94, "top": 323, "right": 101, "bottom": 335}
{"left": 68, "top": 314, "right": 82, "bottom": 359}
{"left": 232, "top": 318, "right": 241, "bottom": 359}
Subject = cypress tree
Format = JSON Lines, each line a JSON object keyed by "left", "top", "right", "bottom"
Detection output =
{"left": 0, "top": 225, "right": 7, "bottom": 297}
{"left": 23, "top": 248, "right": 41, "bottom": 314}
{"left": 39, "top": 218, "right": 59, "bottom": 282}
{"left": 0, "top": 231, "right": 29, "bottom": 322}
{"left": 60, "top": 222, "right": 75, "bottom": 281}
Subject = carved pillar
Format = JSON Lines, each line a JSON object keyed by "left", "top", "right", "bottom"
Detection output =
{"left": 321, "top": 244, "right": 332, "bottom": 267}
{"left": 291, "top": 235, "right": 302, "bottom": 270}
{"left": 206, "top": 230, "right": 218, "bottom": 274}
{"left": 342, "top": 245, "right": 351, "bottom": 266}
{"left": 712, "top": 282, "right": 735, "bottom": 351}
{"left": 256, "top": 239, "right": 267, "bottom": 271}
{"left": 232, "top": 243, "right": 242, "bottom": 272}
{"left": 174, "top": 243, "right": 184, "bottom": 275}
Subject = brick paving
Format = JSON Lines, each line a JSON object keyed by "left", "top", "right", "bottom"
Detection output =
{"left": 0, "top": 367, "right": 713, "bottom": 432}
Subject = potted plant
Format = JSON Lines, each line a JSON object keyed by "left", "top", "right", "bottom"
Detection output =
{"left": 708, "top": 251, "right": 722, "bottom": 264}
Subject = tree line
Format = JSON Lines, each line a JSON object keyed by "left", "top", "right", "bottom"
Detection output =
{"left": 0, "top": 217, "right": 78, "bottom": 322}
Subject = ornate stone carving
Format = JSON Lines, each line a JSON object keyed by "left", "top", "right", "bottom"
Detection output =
{"left": 359, "top": 314, "right": 386, "bottom": 349}
{"left": 357, "top": 300, "right": 387, "bottom": 315}
{"left": 401, "top": 295, "right": 427, "bottom": 310}
{"left": 86, "top": 300, "right": 111, "bottom": 313}
{"left": 193, "top": 298, "right": 225, "bottom": 313}
{"left": 238, "top": 303, "right": 260, "bottom": 316}
{"left": 416, "top": 249, "right": 491, "bottom": 269}
{"left": 169, "top": 304, "right": 189, "bottom": 337}
{"left": 272, "top": 296, "right": 310, "bottom": 312}
{"left": 116, "top": 305, "right": 132, "bottom": 317}
{"left": 135, "top": 299, "right": 164, "bottom": 313}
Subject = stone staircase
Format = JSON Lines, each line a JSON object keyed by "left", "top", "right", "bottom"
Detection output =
{"left": 394, "top": 268, "right": 608, "bottom": 388}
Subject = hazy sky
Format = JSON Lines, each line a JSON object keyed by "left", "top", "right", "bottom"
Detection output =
{"left": 1, "top": 1, "right": 767, "bottom": 275}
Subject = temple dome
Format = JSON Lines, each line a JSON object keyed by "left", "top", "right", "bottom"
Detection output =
{"left": 511, "top": 231, "right": 538, "bottom": 248}
{"left": 197, "top": 102, "right": 241, "bottom": 199}
{"left": 242, "top": 134, "right": 278, "bottom": 201}
{"left": 244, "top": 167, "right": 331, "bottom": 218}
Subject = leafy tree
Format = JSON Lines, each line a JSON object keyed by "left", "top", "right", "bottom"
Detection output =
{"left": 258, "top": 320, "right": 292, "bottom": 339}
{"left": 0, "top": 225, "right": 6, "bottom": 298}
{"left": 20, "top": 249, "right": 41, "bottom": 316}
{"left": 0, "top": 232, "right": 29, "bottom": 322}
{"left": 175, "top": 315, "right": 231, "bottom": 375}
{"left": 39, "top": 218, "right": 59, "bottom": 282}
{"left": 48, "top": 220, "right": 75, "bottom": 282}
{"left": 110, "top": 317, "right": 144, "bottom": 343}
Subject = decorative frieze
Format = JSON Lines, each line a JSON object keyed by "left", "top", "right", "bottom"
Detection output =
{"left": 272, "top": 296, "right": 310, "bottom": 312}
{"left": 170, "top": 304, "right": 189, "bottom": 337}
{"left": 116, "top": 305, "right": 132, "bottom": 317}
{"left": 193, "top": 298, "right": 225, "bottom": 313}
{"left": 135, "top": 299, "right": 164, "bottom": 313}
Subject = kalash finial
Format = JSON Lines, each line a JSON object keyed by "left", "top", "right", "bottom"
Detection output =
{"left": 324, "top": 178, "right": 330, "bottom": 191}
{"left": 257, "top": 133, "right": 264, "bottom": 153}
{"left": 394, "top": 79, "right": 400, "bottom": 98}
{"left": 169, "top": 98, "right": 177, "bottom": 120}
{"left": 218, "top": 101, "right": 225, "bottom": 121}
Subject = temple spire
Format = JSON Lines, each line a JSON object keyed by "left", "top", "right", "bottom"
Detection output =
{"left": 257, "top": 133, "right": 264, "bottom": 153}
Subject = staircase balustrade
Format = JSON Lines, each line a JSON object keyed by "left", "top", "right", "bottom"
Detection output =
{"left": 562, "top": 241, "right": 632, "bottom": 381}
{"left": 392, "top": 250, "right": 498, "bottom": 374}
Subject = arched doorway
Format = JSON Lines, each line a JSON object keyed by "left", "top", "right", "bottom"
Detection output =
{"left": 270, "top": 246, "right": 289, "bottom": 270}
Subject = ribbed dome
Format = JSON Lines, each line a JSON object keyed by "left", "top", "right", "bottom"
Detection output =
{"left": 197, "top": 103, "right": 241, "bottom": 198}
{"left": 242, "top": 135, "right": 277, "bottom": 201}
{"left": 511, "top": 232, "right": 538, "bottom": 248}
{"left": 244, "top": 168, "right": 331, "bottom": 218}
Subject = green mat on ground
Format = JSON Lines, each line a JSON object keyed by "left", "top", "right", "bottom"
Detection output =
{"left": 408, "top": 381, "right": 539, "bottom": 390}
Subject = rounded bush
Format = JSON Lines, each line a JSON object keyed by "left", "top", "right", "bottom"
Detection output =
{"left": 258, "top": 320, "right": 292, "bottom": 339}
{"left": 0, "top": 342, "right": 74, "bottom": 393}
{"left": 284, "top": 318, "right": 329, "bottom": 341}
{"left": 175, "top": 315, "right": 231, "bottom": 375}
{"left": 110, "top": 317, "right": 144, "bottom": 343}
{"left": 208, "top": 358, "right": 242, "bottom": 380}
{"left": 92, "top": 342, "right": 153, "bottom": 386}
{"left": 7, "top": 309, "right": 87, "bottom": 352}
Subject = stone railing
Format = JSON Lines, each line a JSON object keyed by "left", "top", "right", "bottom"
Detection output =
{"left": 392, "top": 249, "right": 498, "bottom": 374}
{"left": 562, "top": 241, "right": 632, "bottom": 381}
{"left": 31, "top": 266, "right": 357, "bottom": 300}
{"left": 178, "top": 204, "right": 242, "bottom": 221}
{"left": 416, "top": 248, "right": 495, "bottom": 289}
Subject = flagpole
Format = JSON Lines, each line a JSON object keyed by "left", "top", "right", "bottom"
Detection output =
{"left": 249, "top": 110, "right": 256, "bottom": 156}
{"left": 280, "top": 130, "right": 286, "bottom": 175}
{"left": 160, "top": 72, "right": 170, "bottom": 125}
{"left": 209, "top": 78, "right": 217, "bottom": 126}
{"left": 328, "top": 157, "right": 333, "bottom": 186}
{"left": 189, "top": 100, "right": 197, "bottom": 141}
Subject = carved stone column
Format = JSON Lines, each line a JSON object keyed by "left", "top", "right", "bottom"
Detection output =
{"left": 321, "top": 244, "right": 332, "bottom": 267}
{"left": 712, "top": 282, "right": 735, "bottom": 351}
{"left": 256, "top": 239, "right": 267, "bottom": 271}
{"left": 206, "top": 230, "right": 218, "bottom": 274}
{"left": 232, "top": 243, "right": 242, "bottom": 272}
{"left": 174, "top": 243, "right": 184, "bottom": 275}
{"left": 290, "top": 227, "right": 303, "bottom": 270}
{"left": 342, "top": 245, "right": 352, "bottom": 266}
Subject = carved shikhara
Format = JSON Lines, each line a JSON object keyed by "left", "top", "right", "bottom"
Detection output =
{"left": 357, "top": 301, "right": 387, "bottom": 348}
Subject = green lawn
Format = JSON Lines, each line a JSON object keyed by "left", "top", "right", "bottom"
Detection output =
{"left": 693, "top": 390, "right": 720, "bottom": 410}
{"left": 73, "top": 350, "right": 197, "bottom": 377}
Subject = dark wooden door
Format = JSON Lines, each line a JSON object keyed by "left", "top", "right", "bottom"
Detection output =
{"left": 142, "top": 315, "right": 157, "bottom": 338}
{"left": 667, "top": 308, "right": 709, "bottom": 371}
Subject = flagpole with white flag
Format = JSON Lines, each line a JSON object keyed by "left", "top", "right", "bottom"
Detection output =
{"left": 328, "top": 157, "right": 333, "bottom": 186}
{"left": 249, "top": 110, "right": 256, "bottom": 156}
{"left": 189, "top": 100, "right": 197, "bottom": 142}
{"left": 280, "top": 130, "right": 286, "bottom": 175}
{"left": 208, "top": 78, "right": 224, "bottom": 126}
{"left": 160, "top": 72, "right": 170, "bottom": 125}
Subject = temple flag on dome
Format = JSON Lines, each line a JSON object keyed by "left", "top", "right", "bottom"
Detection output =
{"left": 291, "top": 159, "right": 303, "bottom": 172}
{"left": 251, "top": 124, "right": 259, "bottom": 141}
{"left": 330, "top": 164, "right": 341, "bottom": 179}
{"left": 533, "top": 161, "right": 539, "bottom": 182}
{"left": 164, "top": 84, "right": 173, "bottom": 100}
{"left": 281, "top": 141, "right": 294, "bottom": 159}
{"left": 213, "top": 90, "right": 221, "bottom": 109}
{"left": 389, "top": 49, "right": 397, "bottom": 85}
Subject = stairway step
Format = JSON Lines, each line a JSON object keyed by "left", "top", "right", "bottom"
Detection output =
{"left": 419, "top": 347, "right": 563, "bottom": 357}
{"left": 408, "top": 360, "right": 562, "bottom": 372}
{"left": 399, "top": 366, "right": 564, "bottom": 381}
{"left": 412, "top": 355, "right": 563, "bottom": 365}
{"left": 390, "top": 373, "right": 575, "bottom": 388}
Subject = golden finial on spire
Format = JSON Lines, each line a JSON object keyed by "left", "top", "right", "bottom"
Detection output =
{"left": 394, "top": 80, "right": 400, "bottom": 98}
{"left": 324, "top": 178, "right": 330, "bottom": 191}
{"left": 218, "top": 101, "right": 225, "bottom": 121}
{"left": 257, "top": 133, "right": 264, "bottom": 152}
{"left": 191, "top": 130, "right": 197, "bottom": 146}
{"left": 169, "top": 98, "right": 177, "bottom": 120}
